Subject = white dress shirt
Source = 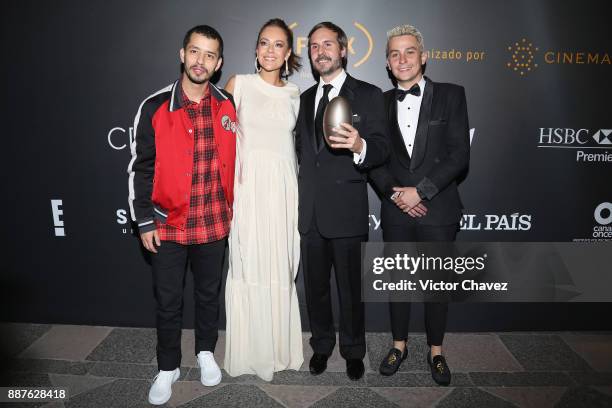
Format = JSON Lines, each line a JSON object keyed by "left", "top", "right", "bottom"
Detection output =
{"left": 314, "top": 69, "right": 366, "bottom": 164}
{"left": 397, "top": 76, "right": 426, "bottom": 157}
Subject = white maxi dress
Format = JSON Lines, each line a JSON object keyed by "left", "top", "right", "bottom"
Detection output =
{"left": 224, "top": 74, "right": 303, "bottom": 380}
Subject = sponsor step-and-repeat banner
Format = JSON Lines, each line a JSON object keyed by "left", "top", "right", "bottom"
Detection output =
{"left": 4, "top": 0, "right": 611, "bottom": 330}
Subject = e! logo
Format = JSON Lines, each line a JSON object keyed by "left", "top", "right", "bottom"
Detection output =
{"left": 51, "top": 199, "right": 65, "bottom": 236}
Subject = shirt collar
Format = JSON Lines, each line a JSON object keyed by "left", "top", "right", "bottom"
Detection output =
{"left": 179, "top": 80, "right": 210, "bottom": 107}
{"left": 318, "top": 69, "right": 347, "bottom": 92}
{"left": 397, "top": 75, "right": 426, "bottom": 94}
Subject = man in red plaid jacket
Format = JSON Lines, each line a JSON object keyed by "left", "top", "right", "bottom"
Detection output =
{"left": 127, "top": 25, "right": 236, "bottom": 405}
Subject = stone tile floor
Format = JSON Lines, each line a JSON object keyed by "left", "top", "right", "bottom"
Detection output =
{"left": 1, "top": 323, "right": 611, "bottom": 407}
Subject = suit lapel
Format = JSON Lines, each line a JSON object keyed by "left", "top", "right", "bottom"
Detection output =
{"left": 410, "top": 77, "right": 433, "bottom": 170}
{"left": 338, "top": 74, "right": 356, "bottom": 102}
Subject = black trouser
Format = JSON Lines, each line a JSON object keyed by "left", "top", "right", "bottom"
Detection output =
{"left": 151, "top": 238, "right": 226, "bottom": 370}
{"left": 301, "top": 219, "right": 367, "bottom": 360}
{"left": 383, "top": 223, "right": 458, "bottom": 347}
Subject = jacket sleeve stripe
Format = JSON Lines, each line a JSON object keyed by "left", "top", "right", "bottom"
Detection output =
{"left": 127, "top": 84, "right": 173, "bottom": 223}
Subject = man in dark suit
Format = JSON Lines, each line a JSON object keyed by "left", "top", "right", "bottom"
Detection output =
{"left": 369, "top": 24, "right": 470, "bottom": 386}
{"left": 296, "top": 21, "right": 389, "bottom": 380}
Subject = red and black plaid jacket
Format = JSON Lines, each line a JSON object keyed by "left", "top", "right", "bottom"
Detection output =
{"left": 156, "top": 85, "right": 230, "bottom": 244}
{"left": 128, "top": 80, "right": 237, "bottom": 237}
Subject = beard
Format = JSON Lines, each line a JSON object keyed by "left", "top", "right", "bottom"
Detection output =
{"left": 185, "top": 65, "right": 211, "bottom": 85}
{"left": 314, "top": 56, "right": 342, "bottom": 77}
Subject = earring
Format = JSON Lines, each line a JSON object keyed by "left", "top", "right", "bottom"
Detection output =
{"left": 254, "top": 57, "right": 261, "bottom": 73}
{"left": 284, "top": 59, "right": 289, "bottom": 77}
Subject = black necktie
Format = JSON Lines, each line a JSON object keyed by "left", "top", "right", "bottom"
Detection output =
{"left": 396, "top": 83, "right": 421, "bottom": 102}
{"left": 315, "top": 84, "right": 333, "bottom": 149}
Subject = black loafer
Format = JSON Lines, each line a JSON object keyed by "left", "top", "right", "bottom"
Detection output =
{"left": 427, "top": 351, "right": 451, "bottom": 386}
{"left": 309, "top": 353, "right": 328, "bottom": 375}
{"left": 379, "top": 347, "right": 407, "bottom": 376}
{"left": 346, "top": 358, "right": 365, "bottom": 380}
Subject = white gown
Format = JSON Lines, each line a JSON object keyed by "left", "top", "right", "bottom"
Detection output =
{"left": 224, "top": 74, "right": 303, "bottom": 380}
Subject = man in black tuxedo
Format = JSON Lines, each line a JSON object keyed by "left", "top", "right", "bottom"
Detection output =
{"left": 369, "top": 24, "right": 470, "bottom": 386}
{"left": 296, "top": 21, "right": 389, "bottom": 380}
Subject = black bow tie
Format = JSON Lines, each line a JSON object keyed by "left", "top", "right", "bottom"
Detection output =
{"left": 396, "top": 84, "right": 421, "bottom": 101}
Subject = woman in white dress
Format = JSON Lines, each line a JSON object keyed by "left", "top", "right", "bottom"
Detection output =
{"left": 224, "top": 18, "right": 303, "bottom": 381}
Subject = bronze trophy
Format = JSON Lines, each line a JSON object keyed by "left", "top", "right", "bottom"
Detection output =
{"left": 323, "top": 96, "right": 352, "bottom": 148}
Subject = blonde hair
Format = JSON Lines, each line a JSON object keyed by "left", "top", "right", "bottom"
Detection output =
{"left": 386, "top": 24, "right": 424, "bottom": 57}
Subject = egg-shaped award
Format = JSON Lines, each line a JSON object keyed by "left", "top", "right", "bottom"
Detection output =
{"left": 322, "top": 96, "right": 352, "bottom": 148}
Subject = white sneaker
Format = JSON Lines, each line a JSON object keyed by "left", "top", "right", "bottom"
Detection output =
{"left": 148, "top": 368, "right": 180, "bottom": 405}
{"left": 197, "top": 351, "right": 222, "bottom": 386}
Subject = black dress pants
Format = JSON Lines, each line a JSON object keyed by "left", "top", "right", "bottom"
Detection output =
{"left": 151, "top": 238, "right": 226, "bottom": 370}
{"left": 301, "top": 219, "right": 367, "bottom": 360}
{"left": 383, "top": 223, "right": 458, "bottom": 347}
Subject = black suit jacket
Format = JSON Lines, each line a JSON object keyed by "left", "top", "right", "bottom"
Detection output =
{"left": 296, "top": 74, "right": 389, "bottom": 238}
{"left": 369, "top": 77, "right": 470, "bottom": 228}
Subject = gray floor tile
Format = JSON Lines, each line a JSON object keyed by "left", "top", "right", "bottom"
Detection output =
{"left": 87, "top": 362, "right": 188, "bottom": 380}
{"left": 86, "top": 328, "right": 156, "bottom": 363}
{"left": 310, "top": 387, "right": 399, "bottom": 408}
{"left": 0, "top": 323, "right": 51, "bottom": 358}
{"left": 7, "top": 359, "right": 94, "bottom": 375}
{"left": 371, "top": 387, "right": 452, "bottom": 408}
{"left": 63, "top": 379, "right": 149, "bottom": 408}
{"left": 469, "top": 372, "right": 573, "bottom": 387}
{"left": 48, "top": 373, "right": 115, "bottom": 398}
{"left": 271, "top": 370, "right": 367, "bottom": 386}
{"left": 437, "top": 387, "right": 517, "bottom": 408}
{"left": 555, "top": 386, "right": 612, "bottom": 408}
{"left": 185, "top": 369, "right": 265, "bottom": 384}
{"left": 258, "top": 384, "right": 338, "bottom": 408}
{"left": 166, "top": 381, "right": 224, "bottom": 407}
{"left": 366, "top": 372, "right": 472, "bottom": 387}
{"left": 561, "top": 334, "right": 612, "bottom": 372}
{"left": 42, "top": 402, "right": 65, "bottom": 408}
{"left": 20, "top": 325, "right": 112, "bottom": 361}
{"left": 499, "top": 334, "right": 592, "bottom": 371}
{"left": 483, "top": 386, "right": 566, "bottom": 408}
{"left": 443, "top": 334, "right": 523, "bottom": 372}
{"left": 567, "top": 371, "right": 612, "bottom": 386}
{"left": 0, "top": 371, "right": 52, "bottom": 387}
{"left": 178, "top": 384, "right": 284, "bottom": 407}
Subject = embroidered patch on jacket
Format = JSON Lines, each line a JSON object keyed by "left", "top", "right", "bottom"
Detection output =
{"left": 221, "top": 115, "right": 237, "bottom": 134}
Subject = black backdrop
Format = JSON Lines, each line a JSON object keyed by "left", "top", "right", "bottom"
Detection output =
{"left": 3, "top": 0, "right": 611, "bottom": 331}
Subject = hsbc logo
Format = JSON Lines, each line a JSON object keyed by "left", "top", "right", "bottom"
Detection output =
{"left": 593, "top": 129, "right": 612, "bottom": 145}
{"left": 537, "top": 128, "right": 612, "bottom": 163}
{"left": 538, "top": 128, "right": 611, "bottom": 146}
